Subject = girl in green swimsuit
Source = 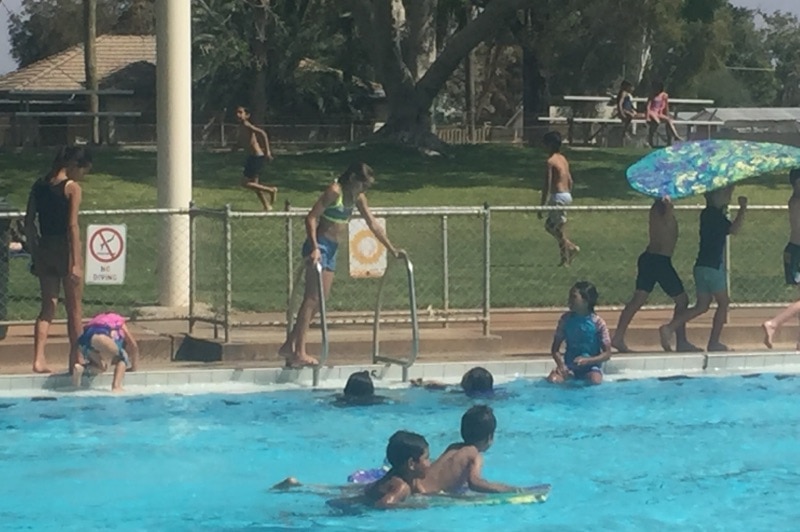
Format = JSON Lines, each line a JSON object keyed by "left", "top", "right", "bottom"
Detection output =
{"left": 279, "top": 162, "right": 404, "bottom": 368}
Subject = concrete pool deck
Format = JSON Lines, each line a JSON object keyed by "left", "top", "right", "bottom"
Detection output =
{"left": 1, "top": 308, "right": 799, "bottom": 393}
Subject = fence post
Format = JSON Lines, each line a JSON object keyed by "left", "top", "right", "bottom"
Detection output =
{"left": 285, "top": 200, "right": 294, "bottom": 336}
{"left": 441, "top": 214, "right": 449, "bottom": 328}
{"left": 224, "top": 204, "right": 232, "bottom": 343}
{"left": 482, "top": 202, "right": 491, "bottom": 336}
{"left": 188, "top": 201, "right": 196, "bottom": 335}
{"left": 725, "top": 234, "right": 731, "bottom": 324}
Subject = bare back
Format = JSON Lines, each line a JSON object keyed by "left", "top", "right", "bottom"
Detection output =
{"left": 790, "top": 194, "right": 800, "bottom": 245}
{"left": 415, "top": 444, "right": 476, "bottom": 494}
{"left": 647, "top": 202, "right": 678, "bottom": 256}
{"left": 547, "top": 154, "right": 572, "bottom": 194}
{"left": 237, "top": 122, "right": 265, "bottom": 156}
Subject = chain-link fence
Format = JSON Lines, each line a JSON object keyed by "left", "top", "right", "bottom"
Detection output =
{"left": 1, "top": 204, "right": 796, "bottom": 334}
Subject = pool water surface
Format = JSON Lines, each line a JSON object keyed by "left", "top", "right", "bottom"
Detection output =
{"left": 1, "top": 374, "right": 799, "bottom": 531}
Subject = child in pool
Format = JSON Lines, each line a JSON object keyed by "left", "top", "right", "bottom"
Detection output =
{"left": 415, "top": 405, "right": 520, "bottom": 495}
{"left": 547, "top": 281, "right": 612, "bottom": 385}
{"left": 72, "top": 312, "right": 139, "bottom": 392}
{"left": 333, "top": 370, "right": 388, "bottom": 406}
{"left": 410, "top": 366, "right": 494, "bottom": 396}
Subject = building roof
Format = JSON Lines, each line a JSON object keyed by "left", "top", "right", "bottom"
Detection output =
{"left": 0, "top": 35, "right": 155, "bottom": 92}
{"left": 692, "top": 107, "right": 800, "bottom": 123}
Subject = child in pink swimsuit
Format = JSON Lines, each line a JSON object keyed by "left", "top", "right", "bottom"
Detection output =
{"left": 646, "top": 81, "right": 682, "bottom": 147}
{"left": 73, "top": 312, "right": 139, "bottom": 391}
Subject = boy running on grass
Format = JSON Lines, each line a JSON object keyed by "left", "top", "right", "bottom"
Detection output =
{"left": 539, "top": 131, "right": 579, "bottom": 266}
{"left": 612, "top": 197, "right": 700, "bottom": 353}
{"left": 234, "top": 106, "right": 277, "bottom": 211}
{"left": 763, "top": 169, "right": 800, "bottom": 349}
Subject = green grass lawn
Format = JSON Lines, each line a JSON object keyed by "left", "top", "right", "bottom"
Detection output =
{"left": 2, "top": 144, "right": 796, "bottom": 321}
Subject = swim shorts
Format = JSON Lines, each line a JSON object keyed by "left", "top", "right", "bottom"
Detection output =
{"left": 302, "top": 236, "right": 338, "bottom": 272}
{"left": 243, "top": 155, "right": 265, "bottom": 179}
{"left": 546, "top": 192, "right": 572, "bottom": 227}
{"left": 693, "top": 265, "right": 727, "bottom": 295}
{"left": 784, "top": 242, "right": 800, "bottom": 285}
{"left": 634, "top": 252, "right": 685, "bottom": 298}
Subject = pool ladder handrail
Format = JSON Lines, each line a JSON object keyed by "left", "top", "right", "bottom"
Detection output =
{"left": 286, "top": 261, "right": 328, "bottom": 387}
{"left": 372, "top": 253, "right": 420, "bottom": 382}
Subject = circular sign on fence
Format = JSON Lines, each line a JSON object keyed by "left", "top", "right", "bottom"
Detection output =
{"left": 89, "top": 227, "right": 125, "bottom": 263}
{"left": 349, "top": 218, "right": 387, "bottom": 278}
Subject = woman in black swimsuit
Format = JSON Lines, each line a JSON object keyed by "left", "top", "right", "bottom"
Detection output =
{"left": 24, "top": 146, "right": 92, "bottom": 373}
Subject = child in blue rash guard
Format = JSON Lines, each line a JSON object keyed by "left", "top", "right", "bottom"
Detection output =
{"left": 547, "top": 281, "right": 612, "bottom": 385}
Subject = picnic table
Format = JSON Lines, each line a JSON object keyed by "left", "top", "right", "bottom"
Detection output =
{"left": 539, "top": 95, "right": 723, "bottom": 146}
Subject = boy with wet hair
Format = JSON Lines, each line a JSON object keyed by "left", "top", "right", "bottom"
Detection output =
{"left": 763, "top": 169, "right": 800, "bottom": 349}
{"left": 540, "top": 131, "right": 579, "bottom": 266}
{"left": 410, "top": 366, "right": 495, "bottom": 396}
{"left": 415, "top": 405, "right": 520, "bottom": 495}
{"left": 334, "top": 370, "right": 387, "bottom": 406}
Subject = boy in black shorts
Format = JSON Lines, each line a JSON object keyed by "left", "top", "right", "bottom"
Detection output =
{"left": 612, "top": 197, "right": 699, "bottom": 352}
{"left": 234, "top": 106, "right": 277, "bottom": 211}
{"left": 763, "top": 169, "right": 800, "bottom": 349}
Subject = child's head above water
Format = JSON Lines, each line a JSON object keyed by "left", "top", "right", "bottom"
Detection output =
{"left": 542, "top": 131, "right": 562, "bottom": 153}
{"left": 569, "top": 280, "right": 598, "bottom": 314}
{"left": 460, "top": 367, "right": 494, "bottom": 395}
{"left": 385, "top": 430, "right": 430, "bottom": 479}
{"left": 344, "top": 371, "right": 374, "bottom": 398}
{"left": 460, "top": 405, "right": 497, "bottom": 452}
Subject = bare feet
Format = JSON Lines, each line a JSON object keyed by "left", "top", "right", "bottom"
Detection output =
{"left": 284, "top": 354, "right": 319, "bottom": 369}
{"left": 676, "top": 341, "right": 703, "bottom": 353}
{"left": 268, "top": 188, "right": 278, "bottom": 207}
{"left": 762, "top": 321, "right": 776, "bottom": 349}
{"left": 707, "top": 342, "right": 731, "bottom": 353}
{"left": 658, "top": 325, "right": 673, "bottom": 352}
{"left": 611, "top": 338, "right": 633, "bottom": 353}
{"left": 71, "top": 364, "right": 84, "bottom": 388}
{"left": 112, "top": 386, "right": 124, "bottom": 393}
{"left": 33, "top": 362, "right": 52, "bottom": 374}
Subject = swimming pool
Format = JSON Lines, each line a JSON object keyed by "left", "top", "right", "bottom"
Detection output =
{"left": 1, "top": 373, "right": 798, "bottom": 531}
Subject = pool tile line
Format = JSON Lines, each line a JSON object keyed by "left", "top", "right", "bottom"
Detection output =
{"left": 1, "top": 352, "right": 799, "bottom": 393}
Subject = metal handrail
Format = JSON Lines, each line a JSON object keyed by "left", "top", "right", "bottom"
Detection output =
{"left": 285, "top": 260, "right": 328, "bottom": 387}
{"left": 372, "top": 254, "right": 419, "bottom": 382}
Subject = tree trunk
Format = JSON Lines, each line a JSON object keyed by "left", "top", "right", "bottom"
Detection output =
{"left": 83, "top": 0, "right": 99, "bottom": 145}
{"left": 520, "top": 9, "right": 547, "bottom": 145}
{"left": 251, "top": 0, "right": 270, "bottom": 124}
{"left": 352, "top": 0, "right": 533, "bottom": 150}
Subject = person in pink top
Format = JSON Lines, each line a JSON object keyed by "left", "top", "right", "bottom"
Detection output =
{"left": 72, "top": 312, "right": 140, "bottom": 392}
{"left": 646, "top": 81, "right": 682, "bottom": 147}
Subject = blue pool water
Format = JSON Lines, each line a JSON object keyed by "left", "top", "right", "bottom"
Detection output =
{"left": 1, "top": 374, "right": 800, "bottom": 531}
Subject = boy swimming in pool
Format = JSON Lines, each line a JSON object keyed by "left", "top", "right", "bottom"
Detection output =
{"left": 333, "top": 370, "right": 388, "bottom": 406}
{"left": 547, "top": 281, "right": 612, "bottom": 385}
{"left": 763, "top": 169, "right": 800, "bottom": 349}
{"left": 234, "top": 106, "right": 277, "bottom": 211}
{"left": 415, "top": 405, "right": 520, "bottom": 495}
{"left": 540, "top": 131, "right": 579, "bottom": 267}
{"left": 72, "top": 312, "right": 139, "bottom": 391}
{"left": 273, "top": 430, "right": 430, "bottom": 509}
{"left": 410, "top": 366, "right": 495, "bottom": 396}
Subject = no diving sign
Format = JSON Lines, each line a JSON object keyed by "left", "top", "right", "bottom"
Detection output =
{"left": 85, "top": 224, "right": 127, "bottom": 285}
{"left": 349, "top": 218, "right": 386, "bottom": 278}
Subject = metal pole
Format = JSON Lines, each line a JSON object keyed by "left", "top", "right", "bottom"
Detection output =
{"left": 285, "top": 200, "right": 294, "bottom": 336}
{"left": 188, "top": 201, "right": 196, "bottom": 335}
{"left": 441, "top": 215, "right": 449, "bottom": 328}
{"left": 83, "top": 0, "right": 99, "bottom": 145}
{"left": 156, "top": 0, "right": 192, "bottom": 308}
{"left": 482, "top": 202, "right": 491, "bottom": 336}
{"left": 224, "top": 204, "right": 232, "bottom": 343}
